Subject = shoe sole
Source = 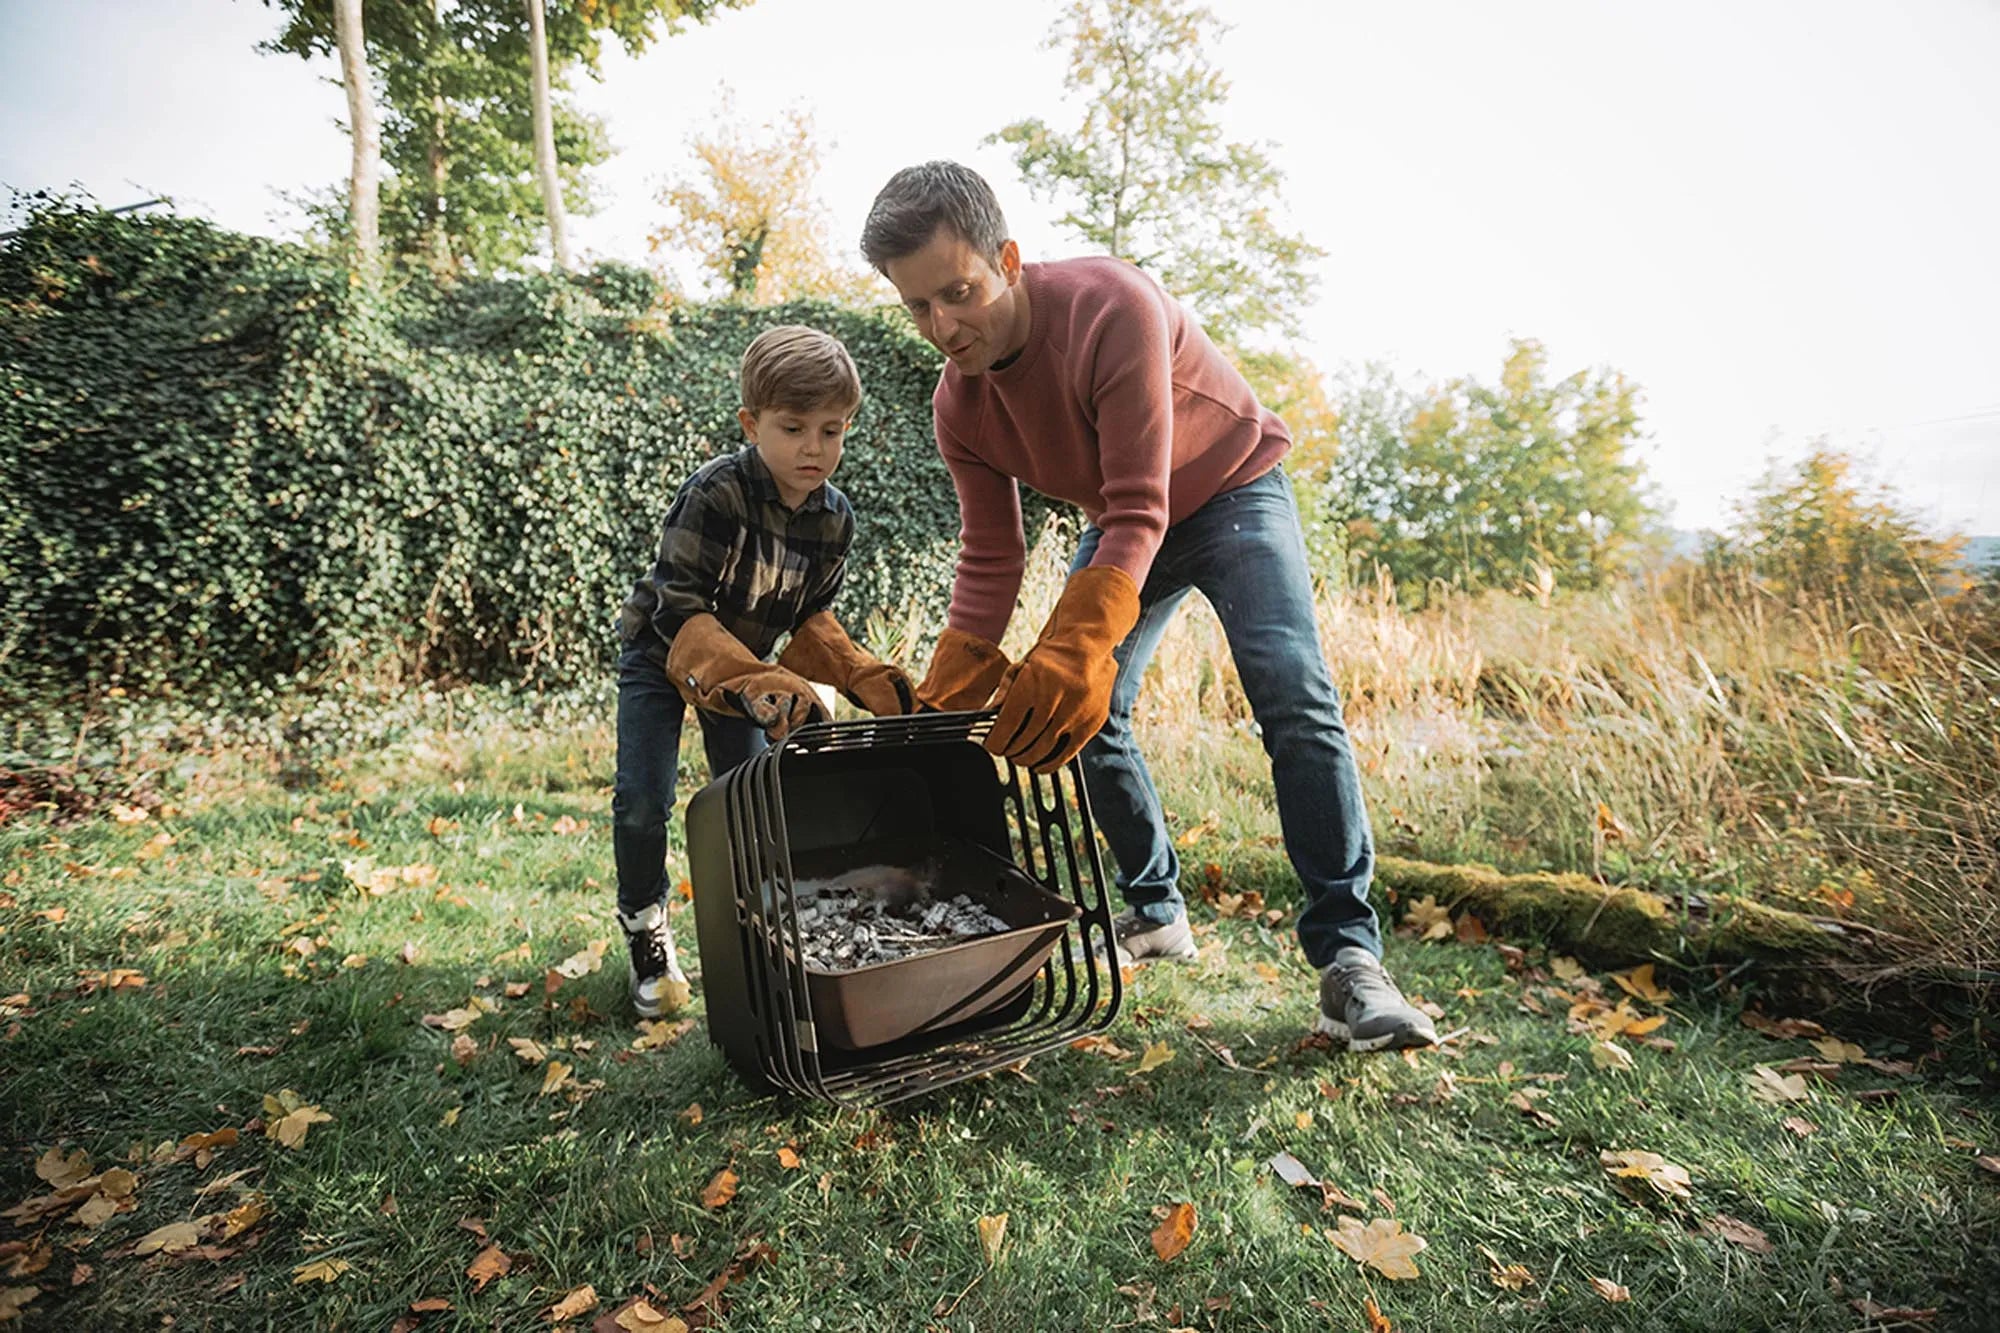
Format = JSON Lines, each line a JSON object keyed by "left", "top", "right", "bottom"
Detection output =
{"left": 1313, "top": 1014, "right": 1437, "bottom": 1053}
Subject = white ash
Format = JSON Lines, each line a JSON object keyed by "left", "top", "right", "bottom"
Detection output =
{"left": 786, "top": 860, "right": 1012, "bottom": 970}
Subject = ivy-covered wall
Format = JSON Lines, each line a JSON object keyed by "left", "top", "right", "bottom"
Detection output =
{"left": 1, "top": 204, "right": 1029, "bottom": 699}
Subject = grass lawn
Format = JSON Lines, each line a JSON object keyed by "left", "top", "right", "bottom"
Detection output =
{"left": 2, "top": 721, "right": 1997, "bottom": 1331}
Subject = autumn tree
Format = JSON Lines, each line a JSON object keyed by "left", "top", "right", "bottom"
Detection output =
{"left": 261, "top": 0, "right": 751, "bottom": 274}
{"left": 1320, "top": 340, "right": 1658, "bottom": 597}
{"left": 330, "top": 0, "right": 380, "bottom": 273}
{"left": 988, "top": 0, "right": 1321, "bottom": 347}
{"left": 1704, "top": 446, "right": 1963, "bottom": 605}
{"left": 648, "top": 98, "right": 872, "bottom": 303}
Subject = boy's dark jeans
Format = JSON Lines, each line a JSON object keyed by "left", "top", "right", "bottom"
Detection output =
{"left": 612, "top": 641, "right": 766, "bottom": 917}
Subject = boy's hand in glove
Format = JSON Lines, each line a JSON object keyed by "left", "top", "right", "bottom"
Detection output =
{"left": 667, "top": 613, "right": 827, "bottom": 742}
{"left": 777, "top": 611, "right": 916, "bottom": 717}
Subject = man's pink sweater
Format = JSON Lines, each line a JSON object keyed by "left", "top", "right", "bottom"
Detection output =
{"left": 934, "top": 257, "right": 1291, "bottom": 644}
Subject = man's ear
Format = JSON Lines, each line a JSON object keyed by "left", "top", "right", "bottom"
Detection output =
{"left": 737, "top": 406, "right": 759, "bottom": 439}
{"left": 999, "top": 238, "right": 1022, "bottom": 284}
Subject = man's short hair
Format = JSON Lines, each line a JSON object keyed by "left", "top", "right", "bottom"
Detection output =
{"left": 860, "top": 160, "right": 1010, "bottom": 271}
{"left": 739, "top": 325, "right": 862, "bottom": 417}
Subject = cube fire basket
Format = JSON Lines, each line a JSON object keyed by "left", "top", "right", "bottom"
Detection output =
{"left": 685, "top": 710, "right": 1122, "bottom": 1107}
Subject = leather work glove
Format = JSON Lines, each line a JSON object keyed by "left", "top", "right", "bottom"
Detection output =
{"left": 985, "top": 566, "right": 1141, "bottom": 773}
{"left": 666, "top": 613, "right": 827, "bottom": 742}
{"left": 776, "top": 611, "right": 917, "bottom": 717}
{"left": 915, "top": 626, "right": 1013, "bottom": 712}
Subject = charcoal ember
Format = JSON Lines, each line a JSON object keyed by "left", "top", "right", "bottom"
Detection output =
{"left": 788, "top": 861, "right": 1010, "bottom": 970}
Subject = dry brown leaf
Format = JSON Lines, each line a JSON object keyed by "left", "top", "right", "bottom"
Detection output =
{"left": 0, "top": 1287, "right": 38, "bottom": 1321}
{"left": 609, "top": 1298, "right": 688, "bottom": 1332}
{"left": 1610, "top": 963, "right": 1672, "bottom": 1004}
{"left": 1326, "top": 1215, "right": 1427, "bottom": 1280}
{"left": 678, "top": 1103, "right": 703, "bottom": 1126}
{"left": 2, "top": 1244, "right": 50, "bottom": 1280}
{"left": 1591, "top": 1040, "right": 1635, "bottom": 1072}
{"left": 1549, "top": 955, "right": 1585, "bottom": 981}
{"left": 1404, "top": 896, "right": 1452, "bottom": 941}
{"left": 547, "top": 1285, "right": 598, "bottom": 1321}
{"left": 450, "top": 1034, "right": 478, "bottom": 1066}
{"left": 1150, "top": 1202, "right": 1196, "bottom": 1262}
{"left": 1136, "top": 1041, "right": 1175, "bottom": 1074}
{"left": 1600, "top": 1149, "right": 1693, "bottom": 1200}
{"left": 632, "top": 1018, "right": 695, "bottom": 1052}
{"left": 1362, "top": 1295, "right": 1392, "bottom": 1333}
{"left": 509, "top": 1037, "right": 550, "bottom": 1065}
{"left": 261, "top": 1091, "right": 332, "bottom": 1149}
{"left": 1589, "top": 1275, "right": 1630, "bottom": 1303}
{"left": 466, "top": 1244, "right": 510, "bottom": 1291}
{"left": 1703, "top": 1214, "right": 1773, "bottom": 1253}
{"left": 34, "top": 1146, "right": 91, "bottom": 1189}
{"left": 1974, "top": 1155, "right": 2000, "bottom": 1177}
{"left": 217, "top": 1196, "right": 268, "bottom": 1241}
{"left": 1747, "top": 1065, "right": 1809, "bottom": 1105}
{"left": 552, "top": 939, "right": 608, "bottom": 980}
{"left": 700, "top": 1167, "right": 739, "bottom": 1210}
{"left": 134, "top": 1221, "right": 203, "bottom": 1257}
{"left": 71, "top": 1194, "right": 122, "bottom": 1228}
{"left": 1781, "top": 1116, "right": 1819, "bottom": 1138}
{"left": 538, "top": 1061, "right": 575, "bottom": 1097}
{"left": 410, "top": 1296, "right": 451, "bottom": 1312}
{"left": 1848, "top": 1298, "right": 1936, "bottom": 1322}
{"left": 1478, "top": 1243, "right": 1534, "bottom": 1291}
{"left": 776, "top": 1145, "right": 802, "bottom": 1170}
{"left": 976, "top": 1212, "right": 1008, "bottom": 1265}
{"left": 1811, "top": 1035, "right": 1867, "bottom": 1064}
{"left": 1739, "top": 1011, "right": 1824, "bottom": 1040}
{"left": 291, "top": 1257, "right": 350, "bottom": 1284}
{"left": 1070, "top": 1034, "right": 1132, "bottom": 1060}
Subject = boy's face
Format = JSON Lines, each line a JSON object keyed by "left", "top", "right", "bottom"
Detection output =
{"left": 881, "top": 227, "right": 1027, "bottom": 376}
{"left": 739, "top": 402, "right": 850, "bottom": 509}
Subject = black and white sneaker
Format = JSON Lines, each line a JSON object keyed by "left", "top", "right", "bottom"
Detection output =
{"left": 618, "top": 901, "right": 688, "bottom": 1019}
{"left": 1315, "top": 946, "right": 1438, "bottom": 1052}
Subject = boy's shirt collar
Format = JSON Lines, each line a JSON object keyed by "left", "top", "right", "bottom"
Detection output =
{"left": 737, "top": 444, "right": 828, "bottom": 513}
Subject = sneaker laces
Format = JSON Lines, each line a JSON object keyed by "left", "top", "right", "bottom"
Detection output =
{"left": 620, "top": 903, "right": 672, "bottom": 978}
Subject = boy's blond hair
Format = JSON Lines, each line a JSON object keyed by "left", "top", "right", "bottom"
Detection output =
{"left": 739, "top": 325, "right": 862, "bottom": 417}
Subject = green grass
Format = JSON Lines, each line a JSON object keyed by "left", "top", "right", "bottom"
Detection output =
{"left": 2, "top": 718, "right": 1997, "bottom": 1331}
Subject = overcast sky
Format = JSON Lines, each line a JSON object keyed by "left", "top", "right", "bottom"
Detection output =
{"left": 4, "top": 0, "right": 1996, "bottom": 534}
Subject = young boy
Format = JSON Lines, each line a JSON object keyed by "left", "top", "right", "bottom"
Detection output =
{"left": 612, "top": 324, "right": 916, "bottom": 1018}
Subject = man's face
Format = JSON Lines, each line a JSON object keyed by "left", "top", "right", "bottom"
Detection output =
{"left": 740, "top": 403, "right": 850, "bottom": 509}
{"left": 881, "top": 227, "right": 1027, "bottom": 376}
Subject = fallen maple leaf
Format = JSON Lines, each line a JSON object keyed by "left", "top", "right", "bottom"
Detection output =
{"left": 262, "top": 1090, "right": 333, "bottom": 1148}
{"left": 466, "top": 1244, "right": 510, "bottom": 1291}
{"left": 1404, "top": 896, "right": 1452, "bottom": 941}
{"left": 1550, "top": 955, "right": 1585, "bottom": 981}
{"left": 217, "top": 1195, "right": 269, "bottom": 1241}
{"left": 291, "top": 1257, "right": 351, "bottom": 1284}
{"left": 776, "top": 1145, "right": 802, "bottom": 1170}
{"left": 1326, "top": 1215, "right": 1427, "bottom": 1280}
{"left": 700, "top": 1167, "right": 739, "bottom": 1210}
{"left": 1589, "top": 1275, "right": 1630, "bottom": 1303}
{"left": 1703, "top": 1213, "right": 1773, "bottom": 1253}
{"left": 1070, "top": 1034, "right": 1132, "bottom": 1060}
{"left": 1151, "top": 1202, "right": 1196, "bottom": 1262}
{"left": 547, "top": 1285, "right": 598, "bottom": 1320}
{"left": 1600, "top": 1149, "right": 1693, "bottom": 1200}
{"left": 509, "top": 1037, "right": 549, "bottom": 1065}
{"left": 977, "top": 1212, "right": 1008, "bottom": 1265}
{"left": 34, "top": 1146, "right": 91, "bottom": 1189}
{"left": 1610, "top": 962, "right": 1672, "bottom": 1004}
{"left": 0, "top": 1286, "right": 37, "bottom": 1320}
{"left": 1136, "top": 1041, "right": 1175, "bottom": 1074}
{"left": 1747, "top": 1065, "right": 1809, "bottom": 1105}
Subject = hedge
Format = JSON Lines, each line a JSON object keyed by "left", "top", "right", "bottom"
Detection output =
{"left": 1, "top": 203, "right": 1049, "bottom": 700}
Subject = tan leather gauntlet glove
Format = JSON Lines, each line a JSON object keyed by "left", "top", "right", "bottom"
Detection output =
{"left": 985, "top": 566, "right": 1141, "bottom": 772}
{"left": 666, "top": 613, "right": 826, "bottom": 742}
{"left": 915, "top": 627, "right": 1013, "bottom": 711}
{"left": 777, "top": 611, "right": 916, "bottom": 717}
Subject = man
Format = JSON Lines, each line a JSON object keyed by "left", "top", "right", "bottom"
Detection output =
{"left": 861, "top": 161, "right": 1436, "bottom": 1051}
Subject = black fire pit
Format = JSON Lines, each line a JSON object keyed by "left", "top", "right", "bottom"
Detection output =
{"left": 684, "top": 710, "right": 1122, "bottom": 1107}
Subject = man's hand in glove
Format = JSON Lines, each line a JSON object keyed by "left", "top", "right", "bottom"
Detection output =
{"left": 915, "top": 627, "right": 1012, "bottom": 712}
{"left": 985, "top": 565, "right": 1140, "bottom": 772}
{"left": 777, "top": 611, "right": 916, "bottom": 717}
{"left": 666, "top": 613, "right": 827, "bottom": 742}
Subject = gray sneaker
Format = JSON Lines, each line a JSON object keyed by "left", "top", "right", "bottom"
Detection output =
{"left": 1104, "top": 909, "right": 1199, "bottom": 967}
{"left": 1315, "top": 946, "right": 1438, "bottom": 1052}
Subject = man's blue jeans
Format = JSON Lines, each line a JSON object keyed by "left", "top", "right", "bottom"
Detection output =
{"left": 1071, "top": 466, "right": 1382, "bottom": 968}
{"left": 611, "top": 640, "right": 766, "bottom": 917}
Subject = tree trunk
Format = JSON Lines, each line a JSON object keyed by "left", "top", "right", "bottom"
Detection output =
{"left": 523, "top": 0, "right": 572, "bottom": 271}
{"left": 332, "top": 0, "right": 380, "bottom": 273}
{"left": 425, "top": 0, "right": 452, "bottom": 276}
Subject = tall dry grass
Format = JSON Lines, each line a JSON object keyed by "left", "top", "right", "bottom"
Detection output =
{"left": 991, "top": 542, "right": 1998, "bottom": 978}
